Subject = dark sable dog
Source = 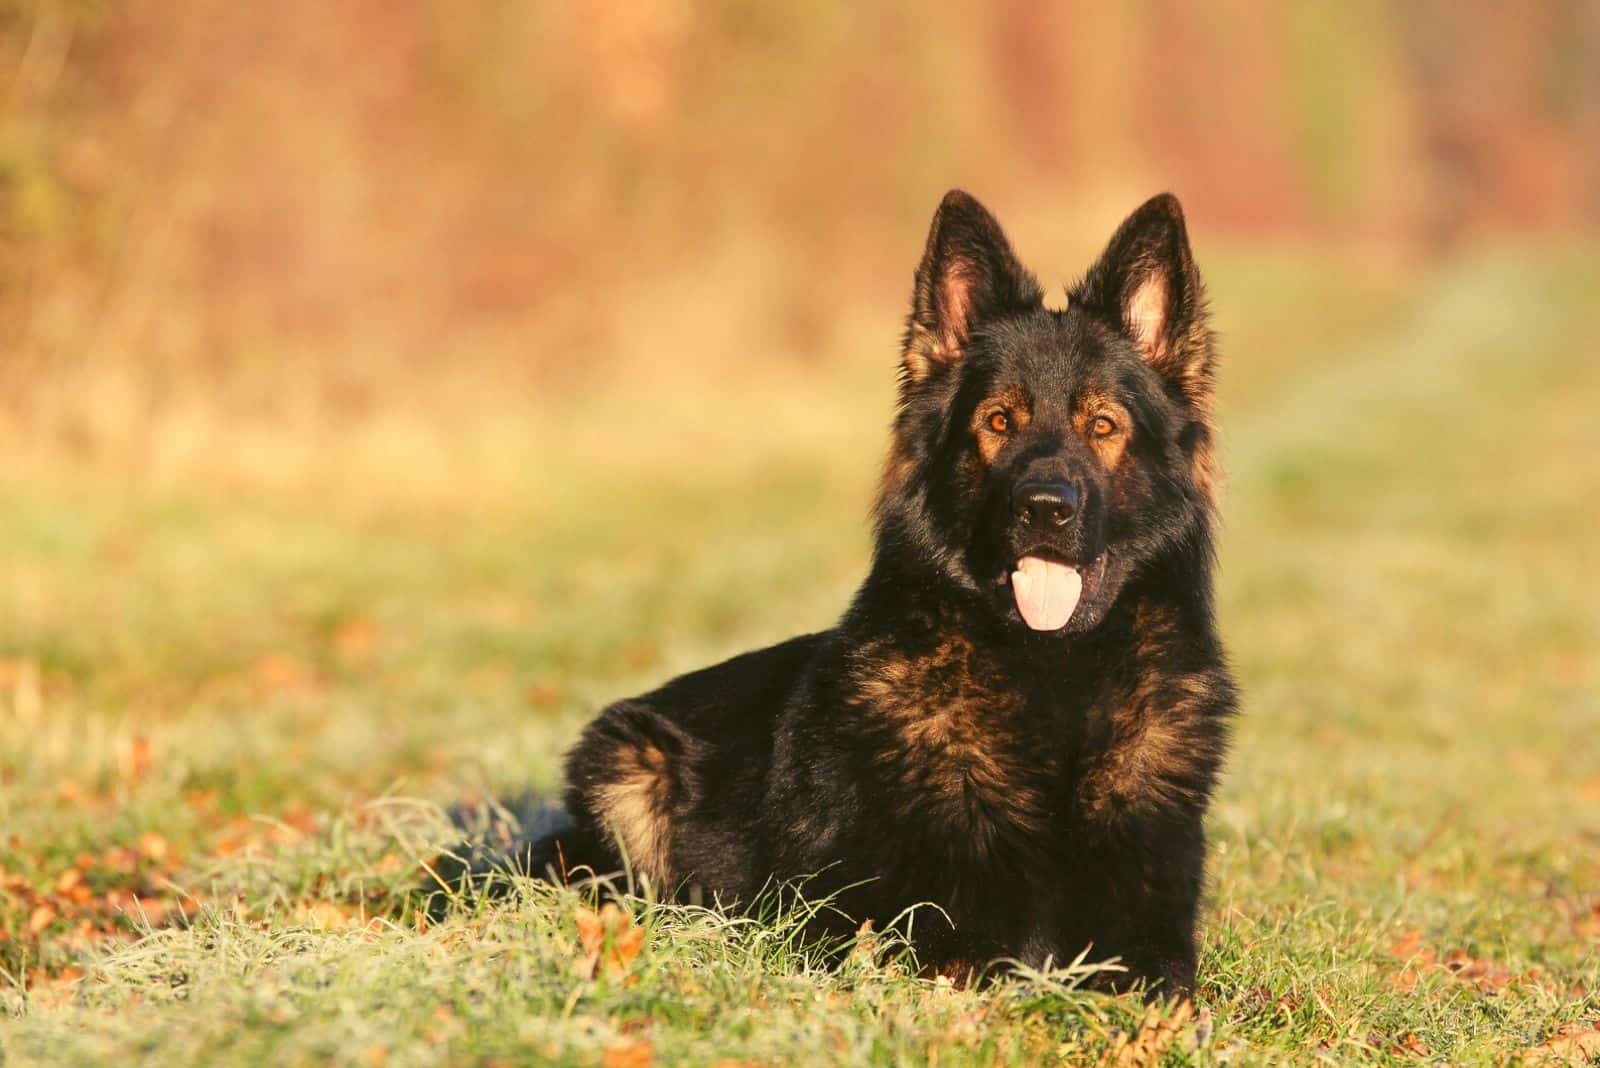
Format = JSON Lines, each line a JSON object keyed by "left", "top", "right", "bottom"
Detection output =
{"left": 442, "top": 191, "right": 1236, "bottom": 997}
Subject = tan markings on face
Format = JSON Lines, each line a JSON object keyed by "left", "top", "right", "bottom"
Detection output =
{"left": 1072, "top": 392, "right": 1132, "bottom": 471}
{"left": 1078, "top": 601, "right": 1226, "bottom": 821}
{"left": 971, "top": 389, "right": 1032, "bottom": 466}
{"left": 849, "top": 635, "right": 1046, "bottom": 837}
{"left": 593, "top": 743, "right": 672, "bottom": 881}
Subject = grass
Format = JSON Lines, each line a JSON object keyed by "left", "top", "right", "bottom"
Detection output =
{"left": 1, "top": 245, "right": 1598, "bottom": 1064}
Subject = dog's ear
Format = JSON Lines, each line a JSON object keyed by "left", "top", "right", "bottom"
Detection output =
{"left": 903, "top": 190, "right": 1040, "bottom": 387}
{"left": 1075, "top": 194, "right": 1213, "bottom": 405}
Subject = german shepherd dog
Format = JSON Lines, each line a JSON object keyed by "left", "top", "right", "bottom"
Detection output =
{"left": 441, "top": 191, "right": 1236, "bottom": 997}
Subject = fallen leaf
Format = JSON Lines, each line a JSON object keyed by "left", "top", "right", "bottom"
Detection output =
{"left": 1394, "top": 1032, "right": 1429, "bottom": 1057}
{"left": 1387, "top": 930, "right": 1432, "bottom": 964}
{"left": 603, "top": 1039, "right": 654, "bottom": 1068}
{"left": 573, "top": 903, "right": 646, "bottom": 980}
{"left": 281, "top": 804, "right": 319, "bottom": 836}
{"left": 1387, "top": 931, "right": 1526, "bottom": 994}
{"left": 373, "top": 853, "right": 408, "bottom": 875}
{"left": 137, "top": 831, "right": 169, "bottom": 863}
{"left": 848, "top": 919, "right": 879, "bottom": 966}
{"left": 296, "top": 901, "right": 357, "bottom": 930}
{"left": 333, "top": 618, "right": 380, "bottom": 663}
{"left": 131, "top": 895, "right": 173, "bottom": 924}
{"left": 1441, "top": 947, "right": 1517, "bottom": 993}
{"left": 527, "top": 679, "right": 565, "bottom": 708}
{"left": 253, "top": 652, "right": 316, "bottom": 695}
{"left": 1107, "top": 999, "right": 1193, "bottom": 1067}
{"left": 102, "top": 846, "right": 140, "bottom": 873}
{"left": 27, "top": 904, "right": 57, "bottom": 935}
{"left": 1528, "top": 1023, "right": 1600, "bottom": 1065}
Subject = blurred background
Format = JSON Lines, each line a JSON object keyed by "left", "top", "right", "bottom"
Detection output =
{"left": 2, "top": 1, "right": 1597, "bottom": 478}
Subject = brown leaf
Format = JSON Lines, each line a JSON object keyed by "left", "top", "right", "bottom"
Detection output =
{"left": 1387, "top": 930, "right": 1433, "bottom": 964}
{"left": 333, "top": 618, "right": 381, "bottom": 663}
{"left": 281, "top": 803, "right": 319, "bottom": 836}
{"left": 27, "top": 904, "right": 57, "bottom": 935}
{"left": 527, "top": 679, "right": 565, "bottom": 708}
{"left": 1528, "top": 1023, "right": 1600, "bottom": 1065}
{"left": 102, "top": 846, "right": 140, "bottom": 873}
{"left": 137, "top": 831, "right": 170, "bottom": 864}
{"left": 573, "top": 904, "right": 646, "bottom": 980}
{"left": 131, "top": 895, "right": 174, "bottom": 924}
{"left": 373, "top": 852, "right": 407, "bottom": 875}
{"left": 253, "top": 652, "right": 316, "bottom": 695}
{"left": 848, "top": 918, "right": 879, "bottom": 966}
{"left": 213, "top": 817, "right": 264, "bottom": 857}
{"left": 1441, "top": 947, "right": 1517, "bottom": 993}
{"left": 296, "top": 901, "right": 353, "bottom": 929}
{"left": 1387, "top": 931, "right": 1527, "bottom": 994}
{"left": 1106, "top": 999, "right": 1193, "bottom": 1067}
{"left": 603, "top": 1040, "right": 654, "bottom": 1068}
{"left": 1394, "top": 1032, "right": 1430, "bottom": 1057}
{"left": 24, "top": 965, "right": 81, "bottom": 1010}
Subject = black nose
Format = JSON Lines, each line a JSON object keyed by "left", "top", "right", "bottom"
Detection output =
{"left": 1013, "top": 480, "right": 1079, "bottom": 528}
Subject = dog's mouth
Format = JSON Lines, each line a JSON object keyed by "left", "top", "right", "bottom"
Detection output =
{"left": 997, "top": 550, "right": 1107, "bottom": 631}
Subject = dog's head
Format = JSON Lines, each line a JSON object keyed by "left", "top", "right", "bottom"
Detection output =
{"left": 876, "top": 190, "right": 1218, "bottom": 635}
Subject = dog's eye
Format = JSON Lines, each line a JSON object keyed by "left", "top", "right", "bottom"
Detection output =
{"left": 1090, "top": 415, "right": 1117, "bottom": 438}
{"left": 987, "top": 411, "right": 1011, "bottom": 434}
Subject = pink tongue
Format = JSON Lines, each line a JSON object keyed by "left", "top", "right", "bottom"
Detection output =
{"left": 1011, "top": 555, "right": 1083, "bottom": 631}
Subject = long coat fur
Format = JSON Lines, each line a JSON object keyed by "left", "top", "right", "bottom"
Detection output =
{"left": 443, "top": 191, "right": 1236, "bottom": 998}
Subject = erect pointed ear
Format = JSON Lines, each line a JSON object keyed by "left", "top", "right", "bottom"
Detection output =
{"left": 1074, "top": 194, "right": 1213, "bottom": 405}
{"left": 902, "top": 190, "right": 1041, "bottom": 387}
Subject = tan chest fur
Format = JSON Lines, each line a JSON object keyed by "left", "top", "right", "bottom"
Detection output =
{"left": 848, "top": 635, "right": 1048, "bottom": 838}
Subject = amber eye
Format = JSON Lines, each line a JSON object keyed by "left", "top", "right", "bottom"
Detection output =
{"left": 987, "top": 411, "right": 1011, "bottom": 434}
{"left": 1090, "top": 415, "right": 1117, "bottom": 438}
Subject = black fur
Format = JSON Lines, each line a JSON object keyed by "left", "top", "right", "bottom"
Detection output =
{"left": 438, "top": 191, "right": 1236, "bottom": 998}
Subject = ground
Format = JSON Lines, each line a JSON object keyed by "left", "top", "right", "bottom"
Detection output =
{"left": 1, "top": 247, "right": 1597, "bottom": 1064}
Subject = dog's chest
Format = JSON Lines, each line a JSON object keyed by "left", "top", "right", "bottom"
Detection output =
{"left": 846, "top": 635, "right": 1060, "bottom": 843}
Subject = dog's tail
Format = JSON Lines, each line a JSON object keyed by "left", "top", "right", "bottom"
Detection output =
{"left": 421, "top": 793, "right": 613, "bottom": 919}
